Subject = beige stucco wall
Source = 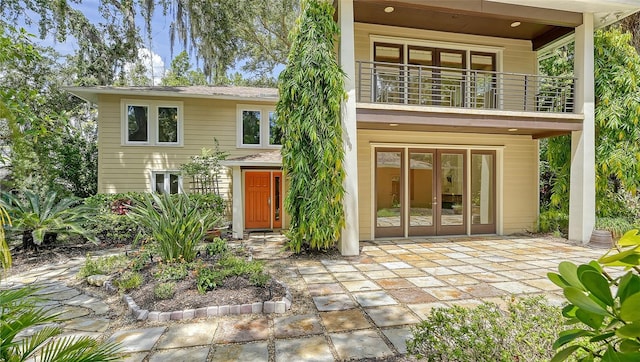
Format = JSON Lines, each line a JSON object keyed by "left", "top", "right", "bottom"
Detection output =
{"left": 357, "top": 129, "right": 539, "bottom": 240}
{"left": 97, "top": 94, "right": 277, "bottom": 208}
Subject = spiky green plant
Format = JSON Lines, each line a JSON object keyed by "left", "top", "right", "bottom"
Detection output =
{"left": 276, "top": 0, "right": 346, "bottom": 252}
{"left": 1, "top": 190, "right": 98, "bottom": 250}
{"left": 0, "top": 204, "right": 11, "bottom": 271}
{"left": 0, "top": 286, "right": 121, "bottom": 361}
{"left": 128, "top": 193, "right": 220, "bottom": 262}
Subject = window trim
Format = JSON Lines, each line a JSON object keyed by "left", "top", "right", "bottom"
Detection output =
{"left": 150, "top": 170, "right": 183, "bottom": 194}
{"left": 121, "top": 99, "right": 184, "bottom": 146}
{"left": 236, "top": 104, "right": 280, "bottom": 149}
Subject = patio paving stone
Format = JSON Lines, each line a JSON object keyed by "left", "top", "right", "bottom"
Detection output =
{"left": 421, "top": 266, "right": 457, "bottom": 276}
{"left": 319, "top": 309, "right": 372, "bottom": 332}
{"left": 407, "top": 276, "right": 446, "bottom": 288}
{"left": 274, "top": 314, "right": 323, "bottom": 338}
{"left": 298, "top": 265, "right": 328, "bottom": 275}
{"left": 354, "top": 263, "right": 386, "bottom": 271}
{"left": 449, "top": 265, "right": 486, "bottom": 274}
{"left": 388, "top": 288, "right": 437, "bottom": 303}
{"left": 332, "top": 272, "right": 366, "bottom": 282}
{"left": 342, "top": 280, "right": 381, "bottom": 292}
{"left": 425, "top": 286, "right": 471, "bottom": 300}
{"left": 432, "top": 258, "right": 467, "bottom": 266}
{"left": 330, "top": 330, "right": 394, "bottom": 360}
{"left": 147, "top": 347, "right": 210, "bottom": 362}
{"left": 468, "top": 271, "right": 511, "bottom": 283}
{"left": 353, "top": 291, "right": 397, "bottom": 307}
{"left": 213, "top": 317, "right": 269, "bottom": 343}
{"left": 458, "top": 283, "right": 506, "bottom": 298}
{"left": 490, "top": 281, "right": 541, "bottom": 294}
{"left": 324, "top": 264, "right": 358, "bottom": 273}
{"left": 211, "top": 342, "right": 269, "bottom": 362}
{"left": 382, "top": 327, "right": 413, "bottom": 354}
{"left": 275, "top": 336, "right": 333, "bottom": 362}
{"left": 381, "top": 261, "right": 413, "bottom": 269}
{"left": 363, "top": 270, "right": 398, "bottom": 279}
{"left": 407, "top": 260, "right": 439, "bottom": 268}
{"left": 107, "top": 327, "right": 166, "bottom": 353}
{"left": 448, "top": 299, "right": 484, "bottom": 308}
{"left": 307, "top": 283, "right": 345, "bottom": 296}
{"left": 376, "top": 278, "right": 415, "bottom": 290}
{"left": 312, "top": 294, "right": 356, "bottom": 311}
{"left": 372, "top": 256, "right": 401, "bottom": 263}
{"left": 365, "top": 305, "right": 421, "bottom": 327}
{"left": 156, "top": 321, "right": 217, "bottom": 349}
{"left": 392, "top": 268, "right": 426, "bottom": 278}
{"left": 496, "top": 270, "right": 540, "bottom": 280}
{"left": 437, "top": 274, "right": 479, "bottom": 286}
{"left": 302, "top": 273, "right": 336, "bottom": 284}
{"left": 524, "top": 278, "right": 560, "bottom": 291}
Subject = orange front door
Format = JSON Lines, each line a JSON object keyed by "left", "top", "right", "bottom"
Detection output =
{"left": 245, "top": 172, "right": 271, "bottom": 229}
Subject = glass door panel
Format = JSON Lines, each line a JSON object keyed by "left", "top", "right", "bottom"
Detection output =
{"left": 408, "top": 46, "right": 434, "bottom": 106}
{"left": 437, "top": 150, "right": 466, "bottom": 235}
{"left": 438, "top": 51, "right": 466, "bottom": 107}
{"left": 409, "top": 150, "right": 435, "bottom": 236}
{"left": 375, "top": 149, "right": 404, "bottom": 237}
{"left": 471, "top": 151, "right": 496, "bottom": 234}
{"left": 373, "top": 43, "right": 404, "bottom": 104}
{"left": 470, "top": 52, "right": 497, "bottom": 108}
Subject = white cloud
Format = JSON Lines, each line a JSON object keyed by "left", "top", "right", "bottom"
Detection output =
{"left": 123, "top": 48, "right": 165, "bottom": 85}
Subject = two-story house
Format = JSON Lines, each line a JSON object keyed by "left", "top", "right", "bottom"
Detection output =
{"left": 67, "top": 0, "right": 640, "bottom": 256}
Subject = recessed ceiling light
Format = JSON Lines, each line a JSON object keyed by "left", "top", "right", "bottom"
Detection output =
{"left": 389, "top": 123, "right": 399, "bottom": 127}
{"left": 384, "top": 6, "right": 395, "bottom": 13}
{"left": 510, "top": 21, "right": 521, "bottom": 28}
{"left": 508, "top": 128, "right": 518, "bottom": 132}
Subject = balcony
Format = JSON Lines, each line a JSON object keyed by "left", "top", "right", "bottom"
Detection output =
{"left": 356, "top": 61, "right": 576, "bottom": 114}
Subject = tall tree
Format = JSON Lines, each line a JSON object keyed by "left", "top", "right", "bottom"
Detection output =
{"left": 276, "top": 0, "right": 346, "bottom": 252}
{"left": 160, "top": 51, "right": 207, "bottom": 86}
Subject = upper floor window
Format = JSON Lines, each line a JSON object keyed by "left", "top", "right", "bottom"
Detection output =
{"left": 122, "top": 100, "right": 183, "bottom": 146}
{"left": 237, "top": 105, "right": 281, "bottom": 148}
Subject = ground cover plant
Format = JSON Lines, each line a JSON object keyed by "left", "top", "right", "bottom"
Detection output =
{"left": 406, "top": 296, "right": 565, "bottom": 361}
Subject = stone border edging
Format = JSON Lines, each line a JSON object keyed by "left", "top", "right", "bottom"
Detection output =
{"left": 103, "top": 279, "right": 292, "bottom": 321}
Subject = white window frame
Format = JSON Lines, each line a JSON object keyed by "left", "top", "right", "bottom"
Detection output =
{"left": 121, "top": 99, "right": 184, "bottom": 146}
{"left": 150, "top": 170, "right": 183, "bottom": 194}
{"left": 236, "top": 104, "right": 280, "bottom": 149}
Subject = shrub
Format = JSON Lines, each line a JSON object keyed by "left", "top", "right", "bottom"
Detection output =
{"left": 595, "top": 217, "right": 636, "bottom": 238}
{"left": 127, "top": 193, "right": 221, "bottom": 262}
{"left": 113, "top": 271, "right": 143, "bottom": 292}
{"left": 406, "top": 296, "right": 564, "bottom": 362}
{"left": 195, "top": 254, "right": 269, "bottom": 293}
{"left": 1, "top": 190, "right": 98, "bottom": 250}
{"left": 196, "top": 267, "right": 225, "bottom": 293}
{"left": 154, "top": 262, "right": 189, "bottom": 282}
{"left": 0, "top": 286, "right": 121, "bottom": 361}
{"left": 547, "top": 229, "right": 640, "bottom": 360}
{"left": 154, "top": 282, "right": 176, "bottom": 300}
{"left": 538, "top": 209, "right": 569, "bottom": 235}
{"left": 77, "top": 254, "right": 129, "bottom": 279}
{"left": 83, "top": 193, "right": 147, "bottom": 244}
{"left": 206, "top": 237, "right": 228, "bottom": 255}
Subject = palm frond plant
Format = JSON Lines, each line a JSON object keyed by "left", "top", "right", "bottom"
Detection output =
{"left": 0, "top": 286, "right": 121, "bottom": 362}
{"left": 128, "top": 193, "right": 221, "bottom": 262}
{"left": 0, "top": 190, "right": 98, "bottom": 251}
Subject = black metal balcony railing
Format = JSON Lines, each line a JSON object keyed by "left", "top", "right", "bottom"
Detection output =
{"left": 356, "top": 61, "right": 576, "bottom": 113}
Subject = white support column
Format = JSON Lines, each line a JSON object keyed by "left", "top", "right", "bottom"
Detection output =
{"left": 231, "top": 166, "right": 244, "bottom": 239}
{"left": 569, "top": 13, "right": 596, "bottom": 243}
{"left": 338, "top": 0, "right": 360, "bottom": 256}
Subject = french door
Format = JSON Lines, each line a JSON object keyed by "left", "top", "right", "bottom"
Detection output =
{"left": 375, "top": 147, "right": 495, "bottom": 238}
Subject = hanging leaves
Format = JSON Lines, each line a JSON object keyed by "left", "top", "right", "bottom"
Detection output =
{"left": 276, "top": 0, "right": 346, "bottom": 252}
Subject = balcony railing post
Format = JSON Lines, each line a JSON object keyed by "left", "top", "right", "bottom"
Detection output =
{"left": 418, "top": 66, "right": 422, "bottom": 105}
{"left": 523, "top": 75, "right": 528, "bottom": 111}
{"left": 357, "top": 61, "right": 362, "bottom": 102}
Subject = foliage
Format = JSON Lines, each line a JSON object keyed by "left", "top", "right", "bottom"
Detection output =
{"left": 0, "top": 204, "right": 10, "bottom": 271}
{"left": 77, "top": 254, "right": 129, "bottom": 279}
{"left": 154, "top": 262, "right": 189, "bottom": 282}
{"left": 406, "top": 296, "right": 565, "bottom": 361}
{"left": 128, "top": 193, "right": 221, "bottom": 262}
{"left": 160, "top": 51, "right": 208, "bottom": 86}
{"left": 206, "top": 237, "right": 228, "bottom": 256}
{"left": 539, "top": 209, "right": 570, "bottom": 235}
{"left": 180, "top": 140, "right": 229, "bottom": 196}
{"left": 154, "top": 282, "right": 176, "bottom": 300}
{"left": 276, "top": 0, "right": 346, "bottom": 252}
{"left": 540, "top": 29, "right": 640, "bottom": 217}
{"left": 196, "top": 253, "right": 269, "bottom": 293}
{"left": 113, "top": 271, "right": 143, "bottom": 292}
{"left": 595, "top": 217, "right": 637, "bottom": 239}
{"left": 0, "top": 286, "right": 121, "bottom": 361}
{"left": 1, "top": 190, "right": 98, "bottom": 249}
{"left": 548, "top": 229, "right": 640, "bottom": 361}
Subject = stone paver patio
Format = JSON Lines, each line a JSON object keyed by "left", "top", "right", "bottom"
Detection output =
{"left": 1, "top": 235, "right": 609, "bottom": 361}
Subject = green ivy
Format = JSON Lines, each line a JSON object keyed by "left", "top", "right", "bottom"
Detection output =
{"left": 276, "top": 0, "right": 346, "bottom": 252}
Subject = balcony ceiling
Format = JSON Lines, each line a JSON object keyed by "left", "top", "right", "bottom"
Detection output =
{"left": 350, "top": 0, "right": 637, "bottom": 50}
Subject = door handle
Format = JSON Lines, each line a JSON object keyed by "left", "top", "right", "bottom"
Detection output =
{"left": 268, "top": 196, "right": 271, "bottom": 206}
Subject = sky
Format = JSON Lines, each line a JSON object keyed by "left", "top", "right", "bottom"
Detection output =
{"left": 20, "top": 0, "right": 189, "bottom": 85}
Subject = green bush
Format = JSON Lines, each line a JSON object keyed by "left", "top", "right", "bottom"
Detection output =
{"left": 595, "top": 217, "right": 636, "bottom": 239}
{"left": 154, "top": 282, "right": 176, "bottom": 300}
{"left": 113, "top": 271, "right": 143, "bottom": 292}
{"left": 195, "top": 254, "right": 269, "bottom": 293}
{"left": 547, "top": 229, "right": 640, "bottom": 360}
{"left": 196, "top": 267, "right": 225, "bottom": 293}
{"left": 205, "top": 237, "right": 228, "bottom": 255}
{"left": 127, "top": 193, "right": 221, "bottom": 262}
{"left": 83, "top": 193, "right": 147, "bottom": 244}
{"left": 538, "top": 209, "right": 569, "bottom": 235}
{"left": 154, "top": 262, "right": 189, "bottom": 282}
{"left": 77, "top": 254, "right": 129, "bottom": 279}
{"left": 1, "top": 190, "right": 98, "bottom": 250}
{"left": 407, "top": 296, "right": 564, "bottom": 362}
